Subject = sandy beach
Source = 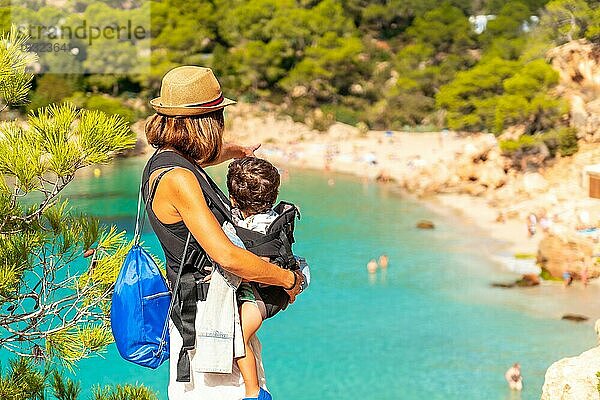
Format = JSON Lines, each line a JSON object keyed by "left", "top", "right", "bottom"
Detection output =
{"left": 224, "top": 104, "right": 545, "bottom": 257}
{"left": 218, "top": 103, "right": 600, "bottom": 321}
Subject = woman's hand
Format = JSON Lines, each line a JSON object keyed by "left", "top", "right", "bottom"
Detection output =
{"left": 228, "top": 143, "right": 261, "bottom": 159}
{"left": 284, "top": 270, "right": 305, "bottom": 304}
{"left": 200, "top": 142, "right": 261, "bottom": 167}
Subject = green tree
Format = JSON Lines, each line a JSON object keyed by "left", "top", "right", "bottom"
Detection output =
{"left": 0, "top": 26, "right": 36, "bottom": 111}
{"left": 213, "top": 0, "right": 359, "bottom": 102}
{"left": 27, "top": 75, "right": 80, "bottom": 112}
{"left": 584, "top": 4, "right": 600, "bottom": 41}
{"left": 405, "top": 2, "right": 475, "bottom": 55}
{"left": 151, "top": 0, "right": 216, "bottom": 60}
{"left": 541, "top": 0, "right": 593, "bottom": 43}
{"left": 436, "top": 57, "right": 565, "bottom": 133}
{"left": 0, "top": 27, "right": 134, "bottom": 367}
{"left": 479, "top": 1, "right": 531, "bottom": 60}
{"left": 371, "top": 3, "right": 477, "bottom": 128}
{"left": 280, "top": 32, "right": 366, "bottom": 103}
{"left": 344, "top": 0, "right": 437, "bottom": 38}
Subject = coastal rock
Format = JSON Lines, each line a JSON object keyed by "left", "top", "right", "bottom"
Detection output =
{"left": 548, "top": 39, "right": 600, "bottom": 143}
{"left": 542, "top": 321, "right": 600, "bottom": 400}
{"left": 548, "top": 39, "right": 600, "bottom": 91}
{"left": 416, "top": 220, "right": 435, "bottom": 229}
{"left": 537, "top": 232, "right": 595, "bottom": 279}
{"left": 520, "top": 172, "right": 549, "bottom": 196}
{"left": 477, "top": 164, "right": 507, "bottom": 189}
{"left": 462, "top": 182, "right": 487, "bottom": 197}
{"left": 456, "top": 162, "right": 479, "bottom": 182}
{"left": 516, "top": 274, "right": 540, "bottom": 287}
{"left": 415, "top": 163, "right": 454, "bottom": 194}
{"left": 571, "top": 95, "right": 590, "bottom": 136}
{"left": 562, "top": 314, "right": 589, "bottom": 322}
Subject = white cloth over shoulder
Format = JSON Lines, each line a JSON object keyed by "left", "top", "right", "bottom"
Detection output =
{"left": 192, "top": 265, "right": 244, "bottom": 373}
{"left": 193, "top": 221, "right": 244, "bottom": 374}
{"left": 168, "top": 302, "right": 267, "bottom": 400}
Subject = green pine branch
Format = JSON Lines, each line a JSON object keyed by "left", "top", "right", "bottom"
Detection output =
{"left": 0, "top": 25, "right": 135, "bottom": 367}
{"left": 0, "top": 26, "right": 37, "bottom": 109}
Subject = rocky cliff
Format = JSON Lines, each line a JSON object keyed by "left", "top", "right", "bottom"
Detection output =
{"left": 542, "top": 321, "right": 600, "bottom": 400}
{"left": 548, "top": 39, "right": 600, "bottom": 142}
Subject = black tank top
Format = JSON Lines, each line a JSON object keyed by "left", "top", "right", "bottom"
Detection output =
{"left": 141, "top": 150, "right": 231, "bottom": 286}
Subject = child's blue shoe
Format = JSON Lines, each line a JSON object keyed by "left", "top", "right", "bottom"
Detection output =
{"left": 243, "top": 388, "right": 272, "bottom": 400}
{"left": 258, "top": 388, "right": 272, "bottom": 400}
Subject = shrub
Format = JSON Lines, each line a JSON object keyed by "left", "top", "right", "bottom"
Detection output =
{"left": 320, "top": 104, "right": 362, "bottom": 126}
{"left": 557, "top": 127, "right": 579, "bottom": 156}
{"left": 499, "top": 134, "right": 540, "bottom": 154}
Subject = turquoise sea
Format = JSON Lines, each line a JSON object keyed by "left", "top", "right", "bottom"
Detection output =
{"left": 59, "top": 157, "right": 594, "bottom": 399}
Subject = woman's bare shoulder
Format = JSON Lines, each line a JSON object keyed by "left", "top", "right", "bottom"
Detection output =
{"left": 150, "top": 166, "right": 198, "bottom": 193}
{"left": 150, "top": 166, "right": 205, "bottom": 223}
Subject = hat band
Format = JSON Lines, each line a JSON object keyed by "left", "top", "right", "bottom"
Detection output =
{"left": 186, "top": 94, "right": 224, "bottom": 108}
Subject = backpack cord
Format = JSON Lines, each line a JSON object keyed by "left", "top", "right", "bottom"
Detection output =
{"left": 157, "top": 231, "right": 191, "bottom": 357}
{"left": 133, "top": 178, "right": 144, "bottom": 245}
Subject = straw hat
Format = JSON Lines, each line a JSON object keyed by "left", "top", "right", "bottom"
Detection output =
{"left": 150, "top": 66, "right": 236, "bottom": 116}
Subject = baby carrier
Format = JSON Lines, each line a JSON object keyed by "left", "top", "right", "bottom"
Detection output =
{"left": 234, "top": 201, "right": 301, "bottom": 319}
{"left": 141, "top": 150, "right": 300, "bottom": 381}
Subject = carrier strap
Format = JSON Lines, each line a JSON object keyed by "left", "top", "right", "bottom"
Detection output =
{"left": 134, "top": 164, "right": 174, "bottom": 245}
{"left": 172, "top": 267, "right": 198, "bottom": 382}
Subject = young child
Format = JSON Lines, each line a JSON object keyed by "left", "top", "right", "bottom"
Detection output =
{"left": 226, "top": 157, "right": 301, "bottom": 400}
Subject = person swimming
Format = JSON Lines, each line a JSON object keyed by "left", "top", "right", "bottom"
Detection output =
{"left": 378, "top": 254, "right": 389, "bottom": 269}
{"left": 367, "top": 259, "right": 378, "bottom": 274}
{"left": 505, "top": 363, "right": 523, "bottom": 391}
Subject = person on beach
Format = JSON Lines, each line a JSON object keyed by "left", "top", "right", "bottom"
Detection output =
{"left": 527, "top": 213, "right": 537, "bottom": 237}
{"left": 563, "top": 271, "right": 573, "bottom": 287}
{"left": 226, "top": 157, "right": 307, "bottom": 400}
{"left": 143, "top": 66, "right": 304, "bottom": 400}
{"left": 505, "top": 363, "right": 523, "bottom": 391}
{"left": 582, "top": 267, "right": 589, "bottom": 287}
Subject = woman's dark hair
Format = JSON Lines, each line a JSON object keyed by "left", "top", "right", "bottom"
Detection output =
{"left": 227, "top": 157, "right": 280, "bottom": 215}
{"left": 145, "top": 110, "right": 224, "bottom": 165}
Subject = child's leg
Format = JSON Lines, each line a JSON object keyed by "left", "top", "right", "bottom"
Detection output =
{"left": 237, "top": 301, "right": 263, "bottom": 398}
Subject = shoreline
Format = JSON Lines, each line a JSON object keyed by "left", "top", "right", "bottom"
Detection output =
{"left": 128, "top": 103, "right": 600, "bottom": 321}
{"left": 273, "top": 161, "right": 600, "bottom": 323}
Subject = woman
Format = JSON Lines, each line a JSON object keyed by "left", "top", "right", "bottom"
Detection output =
{"left": 143, "top": 66, "right": 304, "bottom": 399}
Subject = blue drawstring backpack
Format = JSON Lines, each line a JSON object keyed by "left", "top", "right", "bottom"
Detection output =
{"left": 111, "top": 172, "right": 191, "bottom": 369}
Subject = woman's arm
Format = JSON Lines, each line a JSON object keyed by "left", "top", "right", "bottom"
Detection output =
{"left": 153, "top": 167, "right": 297, "bottom": 290}
{"left": 200, "top": 142, "right": 260, "bottom": 167}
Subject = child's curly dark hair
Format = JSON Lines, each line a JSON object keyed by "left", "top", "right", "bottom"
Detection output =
{"left": 227, "top": 157, "right": 280, "bottom": 215}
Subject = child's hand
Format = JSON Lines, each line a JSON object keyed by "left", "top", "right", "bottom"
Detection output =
{"left": 200, "top": 264, "right": 213, "bottom": 283}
